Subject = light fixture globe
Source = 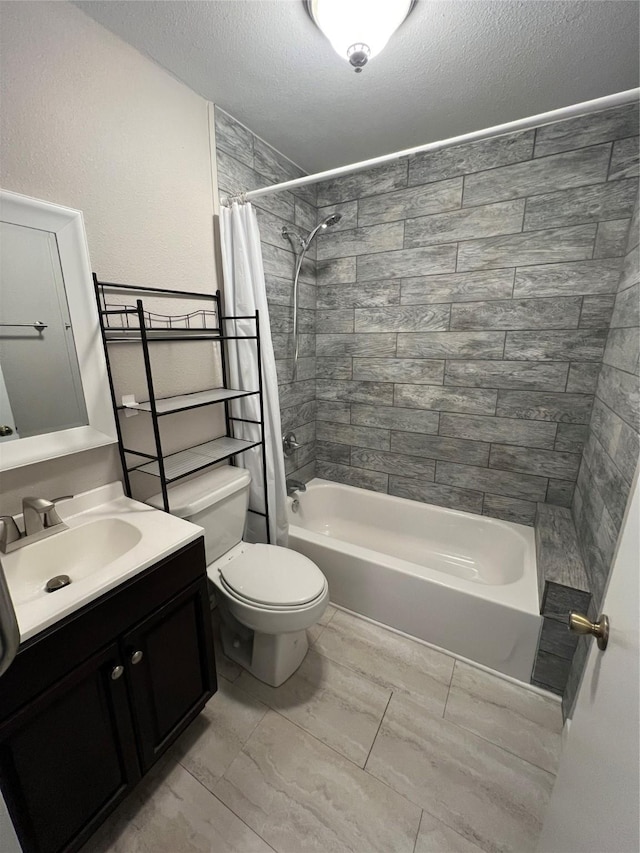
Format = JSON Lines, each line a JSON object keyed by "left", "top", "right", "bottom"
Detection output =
{"left": 306, "top": 0, "right": 416, "bottom": 72}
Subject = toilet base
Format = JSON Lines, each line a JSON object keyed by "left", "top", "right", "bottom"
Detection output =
{"left": 218, "top": 609, "right": 309, "bottom": 687}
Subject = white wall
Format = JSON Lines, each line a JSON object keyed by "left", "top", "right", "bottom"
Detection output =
{"left": 0, "top": 1, "right": 218, "bottom": 514}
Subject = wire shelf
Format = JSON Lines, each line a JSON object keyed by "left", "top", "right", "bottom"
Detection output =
{"left": 120, "top": 388, "right": 258, "bottom": 416}
{"left": 101, "top": 302, "right": 220, "bottom": 333}
{"left": 135, "top": 437, "right": 261, "bottom": 480}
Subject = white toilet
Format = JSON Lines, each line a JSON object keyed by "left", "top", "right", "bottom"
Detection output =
{"left": 148, "top": 466, "right": 328, "bottom": 686}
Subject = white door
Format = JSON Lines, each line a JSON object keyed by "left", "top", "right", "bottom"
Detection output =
{"left": 537, "top": 473, "right": 640, "bottom": 853}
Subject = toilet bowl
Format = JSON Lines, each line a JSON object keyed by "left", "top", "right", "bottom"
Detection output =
{"left": 148, "top": 466, "right": 328, "bottom": 686}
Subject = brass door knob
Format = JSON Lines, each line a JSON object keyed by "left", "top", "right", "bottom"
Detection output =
{"left": 568, "top": 612, "right": 609, "bottom": 650}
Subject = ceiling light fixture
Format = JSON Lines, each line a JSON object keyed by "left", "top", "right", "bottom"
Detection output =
{"left": 305, "top": 0, "right": 416, "bottom": 73}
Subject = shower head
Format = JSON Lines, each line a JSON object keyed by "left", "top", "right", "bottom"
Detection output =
{"left": 321, "top": 213, "right": 342, "bottom": 229}
{"left": 282, "top": 212, "right": 342, "bottom": 252}
{"left": 304, "top": 212, "right": 343, "bottom": 246}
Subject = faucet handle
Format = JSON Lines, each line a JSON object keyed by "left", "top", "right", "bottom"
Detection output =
{"left": 44, "top": 505, "right": 64, "bottom": 528}
{"left": 0, "top": 516, "right": 22, "bottom": 551}
{"left": 282, "top": 432, "right": 301, "bottom": 458}
{"left": 47, "top": 496, "right": 72, "bottom": 526}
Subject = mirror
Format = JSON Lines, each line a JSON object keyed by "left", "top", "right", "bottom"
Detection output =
{"left": 0, "top": 190, "right": 117, "bottom": 470}
{"left": 1, "top": 222, "right": 88, "bottom": 438}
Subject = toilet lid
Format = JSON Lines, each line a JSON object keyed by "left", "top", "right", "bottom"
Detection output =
{"left": 219, "top": 544, "right": 326, "bottom": 607}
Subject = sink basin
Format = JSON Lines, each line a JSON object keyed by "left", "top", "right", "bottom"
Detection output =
{"left": 1, "top": 482, "right": 203, "bottom": 643}
{"left": 5, "top": 518, "right": 142, "bottom": 606}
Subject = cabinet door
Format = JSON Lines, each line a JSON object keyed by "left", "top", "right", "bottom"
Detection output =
{"left": 0, "top": 643, "right": 140, "bottom": 853}
{"left": 122, "top": 576, "right": 216, "bottom": 773}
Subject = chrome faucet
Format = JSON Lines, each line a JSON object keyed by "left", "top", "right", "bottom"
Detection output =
{"left": 0, "top": 496, "right": 70, "bottom": 554}
{"left": 286, "top": 479, "right": 307, "bottom": 497}
{"left": 22, "top": 497, "right": 65, "bottom": 536}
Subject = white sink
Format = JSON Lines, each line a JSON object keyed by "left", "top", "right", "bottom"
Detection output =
{"left": 2, "top": 483, "right": 203, "bottom": 642}
{"left": 5, "top": 518, "right": 143, "bottom": 606}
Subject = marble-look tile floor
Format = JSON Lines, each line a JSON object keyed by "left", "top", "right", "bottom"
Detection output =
{"left": 84, "top": 605, "right": 562, "bottom": 853}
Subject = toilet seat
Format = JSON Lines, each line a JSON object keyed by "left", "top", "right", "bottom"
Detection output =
{"left": 218, "top": 543, "right": 326, "bottom": 608}
{"left": 218, "top": 575, "right": 328, "bottom": 612}
{"left": 208, "top": 541, "right": 330, "bottom": 640}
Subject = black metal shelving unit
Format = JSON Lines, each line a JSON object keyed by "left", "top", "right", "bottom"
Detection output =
{"left": 93, "top": 275, "right": 271, "bottom": 542}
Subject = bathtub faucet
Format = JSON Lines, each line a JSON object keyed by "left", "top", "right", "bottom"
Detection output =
{"left": 286, "top": 479, "right": 307, "bottom": 497}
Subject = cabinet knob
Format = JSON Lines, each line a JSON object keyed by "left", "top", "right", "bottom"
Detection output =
{"left": 130, "top": 650, "right": 144, "bottom": 665}
{"left": 110, "top": 665, "right": 124, "bottom": 680}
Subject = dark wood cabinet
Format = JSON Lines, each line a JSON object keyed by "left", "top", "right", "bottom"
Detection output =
{"left": 0, "top": 538, "right": 216, "bottom": 853}
{"left": 123, "top": 578, "right": 215, "bottom": 773}
{"left": 0, "top": 643, "right": 140, "bottom": 853}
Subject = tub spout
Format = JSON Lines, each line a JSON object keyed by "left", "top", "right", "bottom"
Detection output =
{"left": 286, "top": 479, "right": 306, "bottom": 497}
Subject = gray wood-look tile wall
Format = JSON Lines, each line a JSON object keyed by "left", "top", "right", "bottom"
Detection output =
{"left": 312, "top": 103, "right": 638, "bottom": 526}
{"left": 216, "top": 103, "right": 638, "bottom": 533}
{"left": 563, "top": 189, "right": 640, "bottom": 716}
{"left": 214, "top": 107, "right": 318, "bottom": 484}
{"left": 532, "top": 503, "right": 591, "bottom": 697}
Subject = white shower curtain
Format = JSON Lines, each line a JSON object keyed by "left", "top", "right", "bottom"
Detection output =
{"left": 219, "top": 202, "right": 288, "bottom": 546}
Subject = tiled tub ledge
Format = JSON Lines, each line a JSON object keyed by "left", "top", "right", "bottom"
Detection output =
{"left": 532, "top": 503, "right": 591, "bottom": 700}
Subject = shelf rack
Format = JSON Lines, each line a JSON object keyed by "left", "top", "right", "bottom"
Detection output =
{"left": 94, "top": 275, "right": 271, "bottom": 542}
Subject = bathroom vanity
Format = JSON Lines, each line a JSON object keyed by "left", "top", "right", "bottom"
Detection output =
{"left": 0, "top": 192, "right": 220, "bottom": 851}
{"left": 0, "top": 488, "right": 217, "bottom": 853}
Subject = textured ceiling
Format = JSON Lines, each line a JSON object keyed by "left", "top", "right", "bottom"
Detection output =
{"left": 75, "top": 1, "right": 639, "bottom": 174}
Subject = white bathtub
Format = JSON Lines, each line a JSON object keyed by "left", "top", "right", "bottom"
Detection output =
{"left": 287, "top": 478, "right": 541, "bottom": 682}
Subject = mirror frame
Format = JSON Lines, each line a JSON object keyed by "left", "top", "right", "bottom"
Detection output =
{"left": 0, "top": 190, "right": 117, "bottom": 470}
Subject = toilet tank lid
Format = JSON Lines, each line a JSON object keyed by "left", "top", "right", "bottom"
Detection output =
{"left": 146, "top": 466, "right": 251, "bottom": 517}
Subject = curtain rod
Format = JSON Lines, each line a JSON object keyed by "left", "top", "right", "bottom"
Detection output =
{"left": 222, "top": 88, "right": 639, "bottom": 205}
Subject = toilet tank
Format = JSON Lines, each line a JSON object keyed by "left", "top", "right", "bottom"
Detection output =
{"left": 147, "top": 466, "right": 251, "bottom": 564}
